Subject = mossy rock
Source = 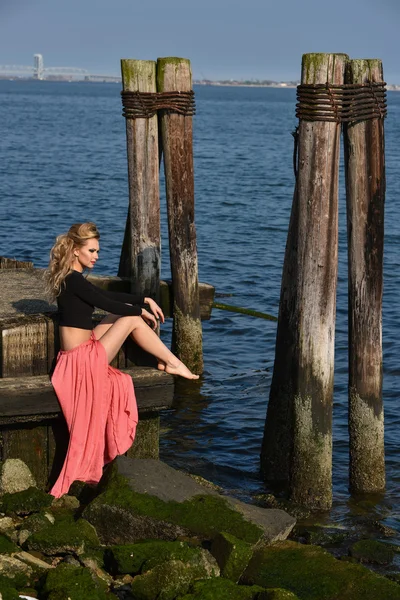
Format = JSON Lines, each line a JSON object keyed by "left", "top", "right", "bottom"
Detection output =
{"left": 0, "top": 575, "right": 21, "bottom": 600}
{"left": 258, "top": 590, "right": 300, "bottom": 599}
{"left": 210, "top": 532, "right": 253, "bottom": 582}
{"left": 84, "top": 467, "right": 263, "bottom": 545}
{"left": 240, "top": 540, "right": 400, "bottom": 599}
{"left": 0, "top": 585, "right": 20, "bottom": 600}
{"left": 24, "top": 513, "right": 99, "bottom": 556}
{"left": 0, "top": 533, "right": 19, "bottom": 554}
{"left": 130, "top": 557, "right": 217, "bottom": 600}
{"left": 292, "top": 526, "right": 349, "bottom": 547}
{"left": 105, "top": 540, "right": 216, "bottom": 576}
{"left": 40, "top": 563, "right": 109, "bottom": 600}
{"left": 253, "top": 494, "right": 311, "bottom": 521}
{"left": 21, "top": 511, "right": 54, "bottom": 536}
{"left": 177, "top": 577, "right": 265, "bottom": 599}
{"left": 349, "top": 539, "right": 395, "bottom": 565}
{"left": 0, "top": 487, "right": 52, "bottom": 516}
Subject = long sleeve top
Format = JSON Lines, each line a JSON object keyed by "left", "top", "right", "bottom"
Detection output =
{"left": 57, "top": 270, "right": 144, "bottom": 330}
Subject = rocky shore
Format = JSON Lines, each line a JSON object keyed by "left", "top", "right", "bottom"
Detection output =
{"left": 0, "top": 457, "right": 399, "bottom": 599}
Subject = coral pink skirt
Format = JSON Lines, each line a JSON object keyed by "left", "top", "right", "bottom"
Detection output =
{"left": 49, "top": 332, "right": 138, "bottom": 498}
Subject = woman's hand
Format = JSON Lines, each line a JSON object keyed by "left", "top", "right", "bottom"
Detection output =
{"left": 141, "top": 308, "right": 158, "bottom": 330}
{"left": 144, "top": 298, "right": 165, "bottom": 324}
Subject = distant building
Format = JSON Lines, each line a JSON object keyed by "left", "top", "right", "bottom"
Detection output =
{"left": 33, "top": 54, "right": 44, "bottom": 80}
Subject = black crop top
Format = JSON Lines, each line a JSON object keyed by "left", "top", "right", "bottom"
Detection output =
{"left": 57, "top": 270, "right": 144, "bottom": 330}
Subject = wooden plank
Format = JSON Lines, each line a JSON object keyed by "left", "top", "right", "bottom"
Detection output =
{"left": 0, "top": 315, "right": 49, "bottom": 377}
{"left": 0, "top": 257, "right": 33, "bottom": 269}
{"left": 0, "top": 269, "right": 214, "bottom": 321}
{"left": 344, "top": 59, "right": 386, "bottom": 494}
{"left": 0, "top": 368, "right": 174, "bottom": 423}
{"left": 90, "top": 276, "right": 214, "bottom": 321}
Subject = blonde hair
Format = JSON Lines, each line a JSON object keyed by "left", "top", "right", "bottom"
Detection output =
{"left": 46, "top": 222, "right": 100, "bottom": 300}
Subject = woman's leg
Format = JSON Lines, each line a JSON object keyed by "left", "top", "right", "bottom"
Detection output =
{"left": 93, "top": 314, "right": 121, "bottom": 340}
{"left": 97, "top": 316, "right": 199, "bottom": 379}
{"left": 94, "top": 315, "right": 166, "bottom": 372}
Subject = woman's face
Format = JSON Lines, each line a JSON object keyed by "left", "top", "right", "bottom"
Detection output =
{"left": 73, "top": 238, "right": 100, "bottom": 272}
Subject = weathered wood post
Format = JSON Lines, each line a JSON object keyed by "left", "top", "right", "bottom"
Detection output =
{"left": 344, "top": 59, "right": 386, "bottom": 494}
{"left": 261, "top": 53, "right": 348, "bottom": 510}
{"left": 157, "top": 57, "right": 203, "bottom": 374}
{"left": 118, "top": 60, "right": 160, "bottom": 301}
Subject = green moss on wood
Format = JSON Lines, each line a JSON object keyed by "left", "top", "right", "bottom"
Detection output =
{"left": 301, "top": 53, "right": 348, "bottom": 84}
{"left": 0, "top": 487, "right": 52, "bottom": 516}
{"left": 173, "top": 305, "right": 203, "bottom": 373}
{"left": 346, "top": 59, "right": 383, "bottom": 85}
{"left": 120, "top": 59, "right": 156, "bottom": 92}
{"left": 156, "top": 57, "right": 192, "bottom": 92}
{"left": 241, "top": 541, "right": 400, "bottom": 600}
{"left": 126, "top": 415, "right": 160, "bottom": 460}
{"left": 90, "top": 468, "right": 263, "bottom": 544}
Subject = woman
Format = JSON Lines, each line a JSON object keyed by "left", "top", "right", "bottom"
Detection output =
{"left": 46, "top": 222, "right": 198, "bottom": 498}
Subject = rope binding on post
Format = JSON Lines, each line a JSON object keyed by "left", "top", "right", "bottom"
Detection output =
{"left": 292, "top": 81, "right": 387, "bottom": 177}
{"left": 121, "top": 90, "right": 196, "bottom": 119}
{"left": 296, "top": 81, "right": 387, "bottom": 123}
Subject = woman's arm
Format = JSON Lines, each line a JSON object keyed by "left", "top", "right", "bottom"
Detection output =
{"left": 94, "top": 287, "right": 145, "bottom": 306}
{"left": 70, "top": 273, "right": 142, "bottom": 316}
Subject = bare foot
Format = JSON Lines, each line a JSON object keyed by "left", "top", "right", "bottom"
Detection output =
{"left": 157, "top": 361, "right": 166, "bottom": 371}
{"left": 165, "top": 360, "right": 199, "bottom": 380}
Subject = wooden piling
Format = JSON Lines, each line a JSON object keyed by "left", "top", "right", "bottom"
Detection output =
{"left": 157, "top": 57, "right": 203, "bottom": 374}
{"left": 344, "top": 59, "right": 386, "bottom": 494}
{"left": 118, "top": 60, "right": 161, "bottom": 301}
{"left": 261, "top": 53, "right": 348, "bottom": 510}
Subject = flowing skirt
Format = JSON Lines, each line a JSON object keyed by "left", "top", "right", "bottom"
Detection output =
{"left": 49, "top": 332, "right": 138, "bottom": 498}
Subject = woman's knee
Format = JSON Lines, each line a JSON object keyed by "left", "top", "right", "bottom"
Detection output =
{"left": 120, "top": 315, "right": 144, "bottom": 330}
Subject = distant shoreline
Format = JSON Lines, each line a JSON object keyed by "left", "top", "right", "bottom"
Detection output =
{"left": 1, "top": 77, "right": 400, "bottom": 91}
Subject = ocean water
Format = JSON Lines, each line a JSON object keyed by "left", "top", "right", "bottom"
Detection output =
{"left": 0, "top": 80, "right": 399, "bottom": 542}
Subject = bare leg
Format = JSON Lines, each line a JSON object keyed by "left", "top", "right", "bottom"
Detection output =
{"left": 97, "top": 316, "right": 199, "bottom": 380}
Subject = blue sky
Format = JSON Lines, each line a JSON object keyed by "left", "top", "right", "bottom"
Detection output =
{"left": 2, "top": 0, "right": 400, "bottom": 81}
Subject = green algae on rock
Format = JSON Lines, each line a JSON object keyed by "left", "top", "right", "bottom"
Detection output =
{"left": 85, "top": 472, "right": 262, "bottom": 543}
{"left": 257, "top": 590, "right": 300, "bottom": 599}
{"left": 240, "top": 540, "right": 400, "bottom": 600}
{"left": 24, "top": 513, "right": 99, "bottom": 556}
{"left": 83, "top": 459, "right": 284, "bottom": 546}
{"left": 105, "top": 540, "right": 217, "bottom": 576}
{"left": 130, "top": 556, "right": 217, "bottom": 600}
{"left": 40, "top": 563, "right": 115, "bottom": 600}
{"left": 292, "top": 525, "right": 349, "bottom": 547}
{"left": 0, "top": 563, "right": 30, "bottom": 590}
{"left": 0, "top": 576, "right": 20, "bottom": 600}
{"left": 0, "top": 533, "right": 19, "bottom": 554}
{"left": 349, "top": 539, "right": 395, "bottom": 565}
{"left": 0, "top": 487, "right": 52, "bottom": 516}
{"left": 210, "top": 532, "right": 253, "bottom": 582}
{"left": 21, "top": 511, "right": 55, "bottom": 537}
{"left": 177, "top": 577, "right": 265, "bottom": 599}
